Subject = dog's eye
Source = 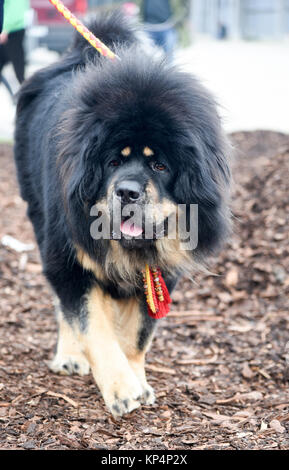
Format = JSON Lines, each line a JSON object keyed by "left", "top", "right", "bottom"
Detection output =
{"left": 152, "top": 162, "right": 167, "bottom": 172}
{"left": 109, "top": 159, "right": 122, "bottom": 167}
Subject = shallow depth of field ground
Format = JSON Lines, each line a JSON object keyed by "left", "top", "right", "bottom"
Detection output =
{"left": 0, "top": 131, "right": 289, "bottom": 450}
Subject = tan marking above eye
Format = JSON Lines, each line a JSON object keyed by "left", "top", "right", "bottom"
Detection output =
{"left": 121, "top": 147, "right": 131, "bottom": 157}
{"left": 143, "top": 147, "right": 154, "bottom": 157}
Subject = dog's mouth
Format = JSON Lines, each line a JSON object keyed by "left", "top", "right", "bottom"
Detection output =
{"left": 115, "top": 214, "right": 168, "bottom": 249}
{"left": 106, "top": 198, "right": 170, "bottom": 247}
{"left": 118, "top": 214, "right": 148, "bottom": 249}
{"left": 120, "top": 218, "right": 144, "bottom": 238}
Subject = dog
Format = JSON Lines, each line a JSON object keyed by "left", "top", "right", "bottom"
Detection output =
{"left": 14, "top": 12, "right": 230, "bottom": 417}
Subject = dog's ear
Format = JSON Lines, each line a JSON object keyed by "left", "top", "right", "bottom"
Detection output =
{"left": 57, "top": 123, "right": 105, "bottom": 252}
{"left": 174, "top": 136, "right": 231, "bottom": 256}
{"left": 69, "top": 137, "right": 103, "bottom": 204}
{"left": 58, "top": 120, "right": 104, "bottom": 206}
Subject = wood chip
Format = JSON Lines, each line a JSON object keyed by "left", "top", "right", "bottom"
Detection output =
{"left": 146, "top": 365, "right": 176, "bottom": 375}
{"left": 241, "top": 362, "right": 255, "bottom": 379}
{"left": 269, "top": 419, "right": 286, "bottom": 434}
{"left": 46, "top": 391, "right": 78, "bottom": 408}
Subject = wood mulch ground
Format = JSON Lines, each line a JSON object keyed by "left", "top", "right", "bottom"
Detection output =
{"left": 0, "top": 131, "right": 288, "bottom": 450}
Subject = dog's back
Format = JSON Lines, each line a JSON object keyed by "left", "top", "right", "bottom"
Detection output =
{"left": 16, "top": 11, "right": 138, "bottom": 115}
{"left": 14, "top": 11, "right": 138, "bottom": 204}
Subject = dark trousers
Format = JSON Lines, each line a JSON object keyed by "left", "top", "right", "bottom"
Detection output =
{"left": 0, "top": 29, "right": 25, "bottom": 84}
{"left": 147, "top": 27, "right": 177, "bottom": 56}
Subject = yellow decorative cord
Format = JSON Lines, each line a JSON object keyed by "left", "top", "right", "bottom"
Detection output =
{"left": 49, "top": 0, "right": 118, "bottom": 60}
{"left": 145, "top": 264, "right": 156, "bottom": 314}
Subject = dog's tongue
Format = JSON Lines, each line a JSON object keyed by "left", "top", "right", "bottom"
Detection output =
{"left": 120, "top": 220, "right": 143, "bottom": 237}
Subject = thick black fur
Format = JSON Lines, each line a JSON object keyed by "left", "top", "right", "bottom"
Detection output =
{"left": 14, "top": 12, "right": 230, "bottom": 341}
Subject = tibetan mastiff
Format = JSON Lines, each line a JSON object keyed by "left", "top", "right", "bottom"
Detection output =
{"left": 14, "top": 12, "right": 230, "bottom": 416}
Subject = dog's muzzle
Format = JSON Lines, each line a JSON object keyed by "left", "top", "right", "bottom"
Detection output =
{"left": 112, "top": 179, "right": 144, "bottom": 239}
{"left": 115, "top": 180, "right": 143, "bottom": 204}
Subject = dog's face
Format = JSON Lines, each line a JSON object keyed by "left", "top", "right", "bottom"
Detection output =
{"left": 58, "top": 52, "right": 231, "bottom": 275}
{"left": 99, "top": 143, "right": 178, "bottom": 250}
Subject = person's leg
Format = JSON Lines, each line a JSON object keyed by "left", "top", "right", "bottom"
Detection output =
{"left": 148, "top": 29, "right": 176, "bottom": 58}
{"left": 0, "top": 72, "right": 14, "bottom": 98}
{"left": 149, "top": 30, "right": 166, "bottom": 50}
{"left": 0, "top": 43, "right": 14, "bottom": 97}
{"left": 165, "top": 28, "right": 177, "bottom": 55}
{"left": 0, "top": 42, "right": 8, "bottom": 76}
{"left": 6, "top": 29, "right": 25, "bottom": 84}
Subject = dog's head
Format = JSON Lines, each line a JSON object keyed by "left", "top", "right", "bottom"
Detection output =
{"left": 58, "top": 50, "right": 231, "bottom": 276}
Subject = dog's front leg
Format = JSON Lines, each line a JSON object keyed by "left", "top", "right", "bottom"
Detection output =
{"left": 77, "top": 286, "right": 145, "bottom": 417}
{"left": 112, "top": 297, "right": 156, "bottom": 406}
{"left": 50, "top": 302, "right": 90, "bottom": 376}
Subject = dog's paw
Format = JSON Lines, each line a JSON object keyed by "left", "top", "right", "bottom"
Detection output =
{"left": 102, "top": 372, "right": 143, "bottom": 417}
{"left": 141, "top": 383, "right": 155, "bottom": 406}
{"left": 49, "top": 354, "right": 90, "bottom": 376}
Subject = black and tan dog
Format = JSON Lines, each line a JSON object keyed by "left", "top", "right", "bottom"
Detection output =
{"left": 14, "top": 12, "right": 230, "bottom": 416}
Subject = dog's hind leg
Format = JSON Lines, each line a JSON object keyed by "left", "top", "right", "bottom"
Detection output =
{"left": 49, "top": 301, "right": 90, "bottom": 376}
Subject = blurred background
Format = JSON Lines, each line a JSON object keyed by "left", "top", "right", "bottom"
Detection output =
{"left": 0, "top": 0, "right": 288, "bottom": 140}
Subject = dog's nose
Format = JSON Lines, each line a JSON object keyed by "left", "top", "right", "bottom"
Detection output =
{"left": 115, "top": 180, "right": 142, "bottom": 204}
